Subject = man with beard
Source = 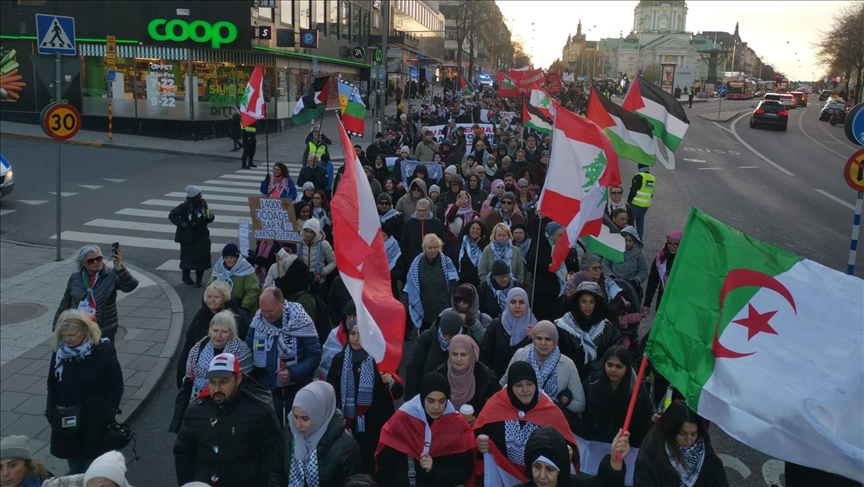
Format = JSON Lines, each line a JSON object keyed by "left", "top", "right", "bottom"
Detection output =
{"left": 174, "top": 353, "right": 286, "bottom": 487}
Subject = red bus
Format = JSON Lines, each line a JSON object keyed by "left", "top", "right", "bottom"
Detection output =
{"left": 726, "top": 80, "right": 748, "bottom": 99}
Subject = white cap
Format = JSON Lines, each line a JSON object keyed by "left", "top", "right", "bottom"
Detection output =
{"left": 84, "top": 451, "right": 128, "bottom": 487}
{"left": 205, "top": 353, "right": 241, "bottom": 379}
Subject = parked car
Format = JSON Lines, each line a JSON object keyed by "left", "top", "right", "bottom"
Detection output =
{"left": 749, "top": 100, "right": 788, "bottom": 131}
{"left": 0, "top": 154, "right": 13, "bottom": 199}
{"left": 819, "top": 90, "right": 833, "bottom": 101}
{"left": 819, "top": 99, "right": 847, "bottom": 121}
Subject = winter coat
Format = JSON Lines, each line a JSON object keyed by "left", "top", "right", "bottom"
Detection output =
{"left": 477, "top": 278, "right": 523, "bottom": 320}
{"left": 173, "top": 376, "right": 286, "bottom": 487}
{"left": 299, "top": 233, "right": 337, "bottom": 277}
{"left": 556, "top": 314, "right": 622, "bottom": 380}
{"left": 484, "top": 209, "right": 528, "bottom": 230}
{"left": 327, "top": 274, "right": 353, "bottom": 328}
{"left": 297, "top": 164, "right": 329, "bottom": 191}
{"left": 415, "top": 140, "right": 440, "bottom": 161}
{"left": 260, "top": 176, "right": 298, "bottom": 200}
{"left": 327, "top": 349, "right": 403, "bottom": 474}
{"left": 176, "top": 301, "right": 250, "bottom": 388}
{"left": 602, "top": 226, "right": 648, "bottom": 285}
{"left": 434, "top": 360, "right": 501, "bottom": 417}
{"left": 55, "top": 265, "right": 139, "bottom": 338}
{"left": 634, "top": 437, "right": 728, "bottom": 487}
{"left": 479, "top": 318, "right": 533, "bottom": 379}
{"left": 207, "top": 273, "right": 261, "bottom": 315}
{"left": 285, "top": 409, "right": 361, "bottom": 485}
{"left": 244, "top": 318, "right": 322, "bottom": 391}
{"left": 405, "top": 321, "right": 472, "bottom": 399}
{"left": 400, "top": 214, "right": 448, "bottom": 266}
{"left": 395, "top": 179, "right": 429, "bottom": 222}
{"left": 578, "top": 375, "right": 653, "bottom": 448}
{"left": 375, "top": 446, "right": 474, "bottom": 487}
{"left": 169, "top": 200, "right": 215, "bottom": 271}
{"left": 439, "top": 306, "right": 492, "bottom": 344}
{"left": 449, "top": 240, "right": 483, "bottom": 288}
{"left": 478, "top": 244, "right": 526, "bottom": 282}
{"left": 47, "top": 341, "right": 123, "bottom": 460}
{"left": 503, "top": 346, "right": 586, "bottom": 415}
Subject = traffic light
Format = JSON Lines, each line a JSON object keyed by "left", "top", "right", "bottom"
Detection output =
{"left": 775, "top": 75, "right": 781, "bottom": 81}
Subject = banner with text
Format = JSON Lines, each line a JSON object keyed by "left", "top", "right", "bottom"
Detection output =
{"left": 248, "top": 197, "right": 300, "bottom": 242}
{"left": 427, "top": 123, "right": 495, "bottom": 146}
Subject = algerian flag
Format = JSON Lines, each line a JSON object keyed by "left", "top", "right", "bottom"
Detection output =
{"left": 622, "top": 76, "right": 689, "bottom": 152}
{"left": 646, "top": 208, "right": 864, "bottom": 482}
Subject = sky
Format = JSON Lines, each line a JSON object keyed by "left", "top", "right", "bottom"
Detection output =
{"left": 496, "top": 0, "right": 850, "bottom": 81}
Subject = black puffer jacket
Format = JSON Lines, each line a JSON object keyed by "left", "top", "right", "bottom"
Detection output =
{"left": 176, "top": 301, "right": 249, "bottom": 388}
{"left": 634, "top": 437, "right": 728, "bottom": 487}
{"left": 54, "top": 265, "right": 139, "bottom": 337}
{"left": 479, "top": 318, "right": 533, "bottom": 379}
{"left": 173, "top": 375, "right": 286, "bottom": 487}
{"left": 285, "top": 409, "right": 361, "bottom": 485}
{"left": 47, "top": 340, "right": 123, "bottom": 460}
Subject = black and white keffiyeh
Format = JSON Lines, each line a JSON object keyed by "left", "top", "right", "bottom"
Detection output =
{"left": 340, "top": 345, "right": 375, "bottom": 433}
{"left": 525, "top": 344, "right": 560, "bottom": 397}
{"left": 665, "top": 437, "right": 706, "bottom": 487}
{"left": 491, "top": 239, "right": 513, "bottom": 266}
{"left": 384, "top": 236, "right": 402, "bottom": 271}
{"left": 504, "top": 419, "right": 540, "bottom": 467}
{"left": 211, "top": 256, "right": 255, "bottom": 292}
{"left": 54, "top": 338, "right": 106, "bottom": 381}
{"left": 186, "top": 337, "right": 252, "bottom": 401}
{"left": 248, "top": 301, "right": 318, "bottom": 367}
{"left": 288, "top": 446, "right": 321, "bottom": 487}
{"left": 486, "top": 272, "right": 514, "bottom": 312}
{"left": 556, "top": 312, "right": 608, "bottom": 365}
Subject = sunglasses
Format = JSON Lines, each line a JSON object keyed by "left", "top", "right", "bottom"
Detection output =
{"left": 610, "top": 191, "right": 623, "bottom": 195}
{"left": 454, "top": 297, "right": 469, "bottom": 305}
{"left": 86, "top": 256, "right": 104, "bottom": 265}
{"left": 501, "top": 201, "right": 514, "bottom": 205}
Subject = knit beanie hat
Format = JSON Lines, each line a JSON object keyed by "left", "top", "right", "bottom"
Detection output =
{"left": 500, "top": 191, "right": 516, "bottom": 203}
{"left": 491, "top": 259, "right": 510, "bottom": 277}
{"left": 185, "top": 185, "right": 201, "bottom": 198}
{"left": 84, "top": 451, "right": 128, "bottom": 487}
{"left": 445, "top": 165, "right": 458, "bottom": 176}
{"left": 545, "top": 221, "right": 564, "bottom": 237}
{"left": 438, "top": 310, "right": 463, "bottom": 337}
{"left": 221, "top": 243, "right": 239, "bottom": 258}
{"left": 0, "top": 435, "right": 31, "bottom": 460}
{"left": 302, "top": 218, "right": 321, "bottom": 235}
{"left": 429, "top": 184, "right": 441, "bottom": 195}
{"left": 400, "top": 146, "right": 411, "bottom": 154}
{"left": 377, "top": 192, "right": 392, "bottom": 204}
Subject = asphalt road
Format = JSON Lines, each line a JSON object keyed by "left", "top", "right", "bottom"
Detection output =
{"left": 1, "top": 98, "right": 862, "bottom": 486}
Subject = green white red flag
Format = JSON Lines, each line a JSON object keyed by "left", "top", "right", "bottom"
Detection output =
{"left": 536, "top": 108, "right": 621, "bottom": 270}
{"left": 646, "top": 208, "right": 864, "bottom": 482}
{"left": 239, "top": 64, "right": 265, "bottom": 127}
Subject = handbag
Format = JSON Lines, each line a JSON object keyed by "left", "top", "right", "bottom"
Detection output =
{"left": 52, "top": 405, "right": 81, "bottom": 435}
{"left": 102, "top": 421, "right": 134, "bottom": 450}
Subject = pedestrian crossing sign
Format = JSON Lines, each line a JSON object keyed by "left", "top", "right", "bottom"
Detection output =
{"left": 36, "top": 14, "right": 76, "bottom": 56}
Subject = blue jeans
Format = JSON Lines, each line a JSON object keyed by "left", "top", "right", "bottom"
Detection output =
{"left": 631, "top": 205, "right": 648, "bottom": 240}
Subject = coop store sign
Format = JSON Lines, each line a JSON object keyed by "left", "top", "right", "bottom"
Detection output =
{"left": 148, "top": 19, "right": 238, "bottom": 49}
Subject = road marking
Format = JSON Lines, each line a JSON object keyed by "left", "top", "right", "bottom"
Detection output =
{"left": 683, "top": 158, "right": 707, "bottom": 163}
{"left": 236, "top": 169, "right": 270, "bottom": 175}
{"left": 0, "top": 209, "right": 16, "bottom": 216}
{"left": 738, "top": 166, "right": 760, "bottom": 169}
{"left": 815, "top": 114, "right": 860, "bottom": 151}
{"left": 220, "top": 174, "right": 268, "bottom": 181}
{"left": 698, "top": 167, "right": 722, "bottom": 170}
{"left": 164, "top": 192, "right": 249, "bottom": 202}
{"left": 103, "top": 178, "right": 127, "bottom": 183}
{"left": 718, "top": 454, "right": 751, "bottom": 479}
{"left": 203, "top": 179, "right": 262, "bottom": 188}
{"left": 712, "top": 121, "right": 733, "bottom": 134}
{"left": 762, "top": 459, "right": 785, "bottom": 486}
{"left": 796, "top": 107, "right": 849, "bottom": 159}
{"left": 48, "top": 192, "right": 78, "bottom": 197}
{"left": 84, "top": 218, "right": 239, "bottom": 237}
{"left": 115, "top": 207, "right": 248, "bottom": 224}
{"left": 815, "top": 189, "right": 856, "bottom": 210}
{"left": 51, "top": 231, "right": 227, "bottom": 253}
{"left": 77, "top": 185, "right": 104, "bottom": 190}
{"left": 141, "top": 199, "right": 252, "bottom": 213}
{"left": 17, "top": 200, "right": 49, "bottom": 205}
{"left": 155, "top": 259, "right": 182, "bottom": 271}
{"left": 729, "top": 114, "right": 795, "bottom": 176}
{"left": 182, "top": 185, "right": 260, "bottom": 195}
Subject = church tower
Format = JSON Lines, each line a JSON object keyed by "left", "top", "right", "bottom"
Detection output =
{"left": 633, "top": 1, "right": 688, "bottom": 33}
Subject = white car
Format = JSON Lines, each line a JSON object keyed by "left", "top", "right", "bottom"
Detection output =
{"left": 0, "top": 155, "right": 13, "bottom": 199}
{"left": 764, "top": 93, "right": 796, "bottom": 109}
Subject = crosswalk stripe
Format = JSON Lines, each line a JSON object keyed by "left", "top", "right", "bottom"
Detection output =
{"left": 236, "top": 169, "right": 271, "bottom": 175}
{"left": 203, "top": 180, "right": 262, "bottom": 188}
{"left": 0, "top": 209, "right": 16, "bottom": 216}
{"left": 165, "top": 192, "right": 249, "bottom": 202}
{"left": 49, "top": 192, "right": 78, "bottom": 197}
{"left": 155, "top": 259, "right": 182, "bottom": 271}
{"left": 141, "top": 199, "right": 252, "bottom": 213}
{"left": 116, "top": 208, "right": 249, "bottom": 224}
{"left": 17, "top": 200, "right": 49, "bottom": 205}
{"left": 84, "top": 218, "right": 241, "bottom": 238}
{"left": 220, "top": 174, "right": 267, "bottom": 181}
{"left": 77, "top": 185, "right": 104, "bottom": 190}
{"left": 52, "top": 231, "right": 228, "bottom": 253}
{"left": 187, "top": 185, "right": 261, "bottom": 195}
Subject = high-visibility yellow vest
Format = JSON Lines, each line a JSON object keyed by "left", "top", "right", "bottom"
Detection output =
{"left": 307, "top": 141, "right": 327, "bottom": 159}
{"left": 631, "top": 172, "right": 656, "bottom": 208}
{"left": 242, "top": 124, "right": 256, "bottom": 133}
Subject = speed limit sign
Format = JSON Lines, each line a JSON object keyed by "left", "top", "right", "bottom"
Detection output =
{"left": 40, "top": 103, "right": 81, "bottom": 140}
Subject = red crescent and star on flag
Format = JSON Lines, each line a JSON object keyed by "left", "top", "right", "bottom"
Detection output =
{"left": 712, "top": 268, "right": 798, "bottom": 359}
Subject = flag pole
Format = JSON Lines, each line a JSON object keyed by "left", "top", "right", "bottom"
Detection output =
{"left": 618, "top": 354, "right": 649, "bottom": 461}
{"left": 529, "top": 216, "right": 544, "bottom": 304}
{"left": 264, "top": 104, "right": 270, "bottom": 175}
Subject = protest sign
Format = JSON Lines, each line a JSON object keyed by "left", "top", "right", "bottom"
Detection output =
{"left": 238, "top": 219, "right": 250, "bottom": 256}
{"left": 427, "top": 123, "right": 494, "bottom": 146}
{"left": 248, "top": 197, "right": 300, "bottom": 242}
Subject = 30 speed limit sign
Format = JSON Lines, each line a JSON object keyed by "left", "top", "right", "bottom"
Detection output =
{"left": 40, "top": 103, "right": 81, "bottom": 140}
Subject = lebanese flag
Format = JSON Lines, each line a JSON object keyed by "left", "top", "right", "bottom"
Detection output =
{"left": 536, "top": 108, "right": 621, "bottom": 270}
{"left": 646, "top": 208, "right": 864, "bottom": 483}
{"left": 496, "top": 70, "right": 520, "bottom": 97}
{"left": 528, "top": 84, "right": 556, "bottom": 119}
{"left": 330, "top": 117, "right": 405, "bottom": 376}
{"left": 474, "top": 389, "right": 578, "bottom": 486}
{"left": 376, "top": 396, "right": 476, "bottom": 476}
{"left": 239, "top": 64, "right": 265, "bottom": 127}
{"left": 622, "top": 75, "right": 690, "bottom": 152}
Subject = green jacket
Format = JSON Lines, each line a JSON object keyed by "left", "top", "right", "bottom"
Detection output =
{"left": 208, "top": 273, "right": 261, "bottom": 314}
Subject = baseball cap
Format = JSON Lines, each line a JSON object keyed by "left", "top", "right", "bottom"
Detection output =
{"left": 205, "top": 353, "right": 240, "bottom": 379}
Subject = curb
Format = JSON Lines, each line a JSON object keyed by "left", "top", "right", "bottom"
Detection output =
{"left": 115, "top": 262, "right": 184, "bottom": 425}
{"left": 698, "top": 110, "right": 750, "bottom": 123}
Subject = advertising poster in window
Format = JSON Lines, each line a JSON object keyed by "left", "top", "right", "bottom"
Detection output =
{"left": 0, "top": 48, "right": 26, "bottom": 103}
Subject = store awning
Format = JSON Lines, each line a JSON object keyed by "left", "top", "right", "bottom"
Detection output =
{"left": 78, "top": 43, "right": 189, "bottom": 60}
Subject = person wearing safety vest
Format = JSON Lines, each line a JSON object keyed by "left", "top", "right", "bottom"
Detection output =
{"left": 627, "top": 164, "right": 655, "bottom": 240}
{"left": 303, "top": 129, "right": 330, "bottom": 167}
{"left": 241, "top": 121, "right": 258, "bottom": 169}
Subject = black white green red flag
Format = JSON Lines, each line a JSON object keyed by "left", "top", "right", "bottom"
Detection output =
{"left": 460, "top": 76, "right": 474, "bottom": 95}
{"left": 292, "top": 75, "right": 331, "bottom": 125}
{"left": 622, "top": 76, "right": 689, "bottom": 152}
{"left": 586, "top": 88, "right": 656, "bottom": 166}
{"left": 522, "top": 99, "right": 553, "bottom": 134}
{"left": 646, "top": 208, "right": 864, "bottom": 482}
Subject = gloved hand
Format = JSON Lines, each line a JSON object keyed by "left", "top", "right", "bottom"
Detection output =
{"left": 628, "top": 279, "right": 641, "bottom": 290}
{"left": 557, "top": 388, "right": 573, "bottom": 407}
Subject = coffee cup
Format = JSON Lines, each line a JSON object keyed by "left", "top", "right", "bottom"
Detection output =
{"left": 460, "top": 404, "right": 475, "bottom": 422}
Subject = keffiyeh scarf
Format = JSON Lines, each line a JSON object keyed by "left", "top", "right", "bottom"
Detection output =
{"left": 491, "top": 239, "right": 513, "bottom": 266}
{"left": 379, "top": 208, "right": 401, "bottom": 223}
{"left": 486, "top": 272, "right": 515, "bottom": 312}
{"left": 437, "top": 326, "right": 452, "bottom": 352}
{"left": 187, "top": 337, "right": 250, "bottom": 401}
{"left": 384, "top": 236, "right": 402, "bottom": 270}
{"left": 525, "top": 345, "right": 561, "bottom": 397}
{"left": 341, "top": 345, "right": 375, "bottom": 432}
{"left": 211, "top": 256, "right": 255, "bottom": 292}
{"left": 54, "top": 338, "right": 104, "bottom": 381}
{"left": 515, "top": 238, "right": 532, "bottom": 260}
{"left": 556, "top": 312, "right": 607, "bottom": 365}
{"left": 665, "top": 437, "right": 706, "bottom": 487}
{"left": 249, "top": 301, "right": 318, "bottom": 367}
{"left": 405, "top": 254, "right": 459, "bottom": 327}
{"left": 504, "top": 420, "right": 540, "bottom": 467}
{"left": 457, "top": 236, "right": 481, "bottom": 272}
{"left": 289, "top": 447, "right": 320, "bottom": 487}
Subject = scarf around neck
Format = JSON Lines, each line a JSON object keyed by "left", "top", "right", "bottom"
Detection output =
{"left": 458, "top": 236, "right": 482, "bottom": 272}
{"left": 486, "top": 272, "right": 514, "bottom": 312}
{"left": 379, "top": 207, "right": 401, "bottom": 223}
{"left": 491, "top": 239, "right": 514, "bottom": 266}
{"left": 515, "top": 238, "right": 532, "bottom": 260}
{"left": 212, "top": 256, "right": 255, "bottom": 292}
{"left": 665, "top": 437, "right": 706, "bottom": 487}
{"left": 55, "top": 338, "right": 106, "bottom": 381}
{"left": 525, "top": 344, "right": 561, "bottom": 397}
{"left": 384, "top": 236, "right": 402, "bottom": 270}
{"left": 341, "top": 344, "right": 375, "bottom": 432}
{"left": 556, "top": 312, "right": 607, "bottom": 365}
{"left": 188, "top": 337, "right": 249, "bottom": 401}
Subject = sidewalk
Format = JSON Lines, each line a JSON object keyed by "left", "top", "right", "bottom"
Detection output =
{"left": 0, "top": 101, "right": 404, "bottom": 163}
{"left": 0, "top": 240, "right": 183, "bottom": 475}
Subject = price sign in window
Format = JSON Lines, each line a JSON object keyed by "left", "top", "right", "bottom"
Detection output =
{"left": 148, "top": 62, "right": 176, "bottom": 107}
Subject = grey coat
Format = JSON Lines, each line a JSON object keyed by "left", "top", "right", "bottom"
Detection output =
{"left": 55, "top": 266, "right": 139, "bottom": 336}
{"left": 602, "top": 226, "right": 648, "bottom": 285}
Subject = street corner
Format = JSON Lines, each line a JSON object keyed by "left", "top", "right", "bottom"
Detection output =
{"left": 698, "top": 110, "right": 751, "bottom": 123}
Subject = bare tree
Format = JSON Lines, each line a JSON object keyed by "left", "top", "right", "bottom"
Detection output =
{"left": 814, "top": 0, "right": 864, "bottom": 103}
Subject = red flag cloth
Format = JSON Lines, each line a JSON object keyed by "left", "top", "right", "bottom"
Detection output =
{"left": 509, "top": 68, "right": 546, "bottom": 94}
{"left": 330, "top": 117, "right": 405, "bottom": 376}
{"left": 496, "top": 70, "right": 521, "bottom": 98}
{"left": 376, "top": 396, "right": 476, "bottom": 460}
{"left": 239, "top": 65, "right": 265, "bottom": 127}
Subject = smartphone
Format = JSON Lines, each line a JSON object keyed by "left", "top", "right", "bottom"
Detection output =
{"left": 111, "top": 242, "right": 119, "bottom": 257}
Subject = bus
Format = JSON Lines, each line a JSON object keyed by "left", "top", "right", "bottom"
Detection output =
{"left": 778, "top": 79, "right": 790, "bottom": 93}
{"left": 744, "top": 80, "right": 756, "bottom": 99}
{"left": 755, "top": 81, "right": 766, "bottom": 96}
{"left": 726, "top": 80, "right": 749, "bottom": 99}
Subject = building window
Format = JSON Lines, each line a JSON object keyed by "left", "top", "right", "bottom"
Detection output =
{"left": 353, "top": 4, "right": 361, "bottom": 43}
{"left": 329, "top": 0, "right": 339, "bottom": 37}
{"left": 659, "top": 15, "right": 668, "bottom": 31}
{"left": 315, "top": 0, "right": 326, "bottom": 33}
{"left": 279, "top": 0, "right": 293, "bottom": 25}
{"left": 341, "top": 1, "right": 350, "bottom": 41}
{"left": 362, "top": 10, "right": 370, "bottom": 45}
{"left": 299, "top": 0, "right": 311, "bottom": 29}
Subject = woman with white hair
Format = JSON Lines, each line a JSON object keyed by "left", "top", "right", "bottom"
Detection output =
{"left": 169, "top": 310, "right": 253, "bottom": 433}
{"left": 54, "top": 244, "right": 139, "bottom": 343}
{"left": 46, "top": 310, "right": 123, "bottom": 475}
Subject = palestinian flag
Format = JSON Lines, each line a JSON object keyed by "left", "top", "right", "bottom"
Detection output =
{"left": 582, "top": 209, "right": 625, "bottom": 263}
{"left": 496, "top": 70, "right": 520, "bottom": 97}
{"left": 646, "top": 208, "right": 864, "bottom": 482}
{"left": 292, "top": 75, "right": 331, "bottom": 125}
{"left": 337, "top": 78, "right": 367, "bottom": 137}
{"left": 523, "top": 99, "right": 553, "bottom": 134}
{"left": 622, "top": 76, "right": 689, "bottom": 152}
{"left": 587, "top": 89, "right": 656, "bottom": 166}
{"left": 474, "top": 389, "right": 578, "bottom": 486}
{"left": 460, "top": 76, "right": 474, "bottom": 95}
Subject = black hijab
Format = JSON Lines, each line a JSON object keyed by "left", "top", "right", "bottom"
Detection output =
{"left": 523, "top": 427, "right": 573, "bottom": 486}
{"left": 420, "top": 371, "right": 451, "bottom": 425}
{"left": 275, "top": 258, "right": 313, "bottom": 297}
{"left": 506, "top": 361, "right": 539, "bottom": 412}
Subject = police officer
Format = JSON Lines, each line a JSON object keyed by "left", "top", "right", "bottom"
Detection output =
{"left": 241, "top": 121, "right": 258, "bottom": 169}
{"left": 627, "top": 164, "right": 655, "bottom": 240}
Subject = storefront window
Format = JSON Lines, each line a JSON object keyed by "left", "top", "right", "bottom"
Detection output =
{"left": 194, "top": 62, "right": 255, "bottom": 119}
{"left": 341, "top": 1, "right": 350, "bottom": 41}
{"left": 299, "top": 0, "right": 311, "bottom": 30}
{"left": 352, "top": 4, "right": 361, "bottom": 43}
{"left": 329, "top": 0, "right": 339, "bottom": 38}
{"left": 279, "top": 0, "right": 293, "bottom": 25}
{"left": 80, "top": 55, "right": 137, "bottom": 117}
{"left": 136, "top": 58, "right": 190, "bottom": 120}
{"left": 362, "top": 10, "right": 370, "bottom": 45}
{"left": 314, "top": 0, "right": 326, "bottom": 33}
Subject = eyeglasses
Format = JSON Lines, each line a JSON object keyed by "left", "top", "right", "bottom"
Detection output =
{"left": 454, "top": 298, "right": 469, "bottom": 305}
{"left": 610, "top": 191, "right": 623, "bottom": 195}
{"left": 411, "top": 188, "right": 421, "bottom": 192}
{"left": 501, "top": 201, "right": 514, "bottom": 205}
{"left": 86, "top": 256, "right": 104, "bottom": 265}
